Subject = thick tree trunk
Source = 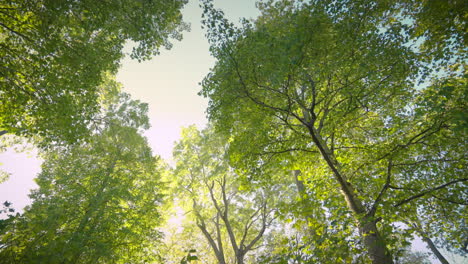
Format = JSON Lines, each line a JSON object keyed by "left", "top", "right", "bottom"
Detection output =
{"left": 307, "top": 126, "right": 393, "bottom": 264}
{"left": 359, "top": 218, "right": 394, "bottom": 264}
{"left": 236, "top": 253, "right": 245, "bottom": 264}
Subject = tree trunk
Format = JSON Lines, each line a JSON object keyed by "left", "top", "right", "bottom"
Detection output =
{"left": 236, "top": 252, "right": 244, "bottom": 264}
{"left": 409, "top": 220, "right": 450, "bottom": 264}
{"left": 292, "top": 170, "right": 306, "bottom": 195}
{"left": 0, "top": 130, "right": 7, "bottom": 137}
{"left": 307, "top": 126, "right": 393, "bottom": 264}
{"left": 359, "top": 218, "right": 394, "bottom": 264}
{"left": 292, "top": 170, "right": 318, "bottom": 237}
{"left": 421, "top": 234, "right": 450, "bottom": 264}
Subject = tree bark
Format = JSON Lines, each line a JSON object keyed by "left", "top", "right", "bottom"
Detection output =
{"left": 307, "top": 125, "right": 393, "bottom": 264}
{"left": 419, "top": 232, "right": 450, "bottom": 264}
{"left": 0, "top": 130, "right": 7, "bottom": 137}
{"left": 194, "top": 202, "right": 226, "bottom": 264}
{"left": 359, "top": 218, "right": 393, "bottom": 264}
{"left": 407, "top": 220, "right": 450, "bottom": 264}
{"left": 236, "top": 253, "right": 245, "bottom": 264}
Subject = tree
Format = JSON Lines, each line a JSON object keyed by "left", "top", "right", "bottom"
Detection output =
{"left": 0, "top": 201, "right": 18, "bottom": 236}
{"left": 0, "top": 0, "right": 188, "bottom": 146}
{"left": 200, "top": 0, "right": 466, "bottom": 263}
{"left": 173, "top": 126, "right": 281, "bottom": 264}
{"left": 397, "top": 249, "right": 430, "bottom": 264}
{"left": 395, "top": 74, "right": 468, "bottom": 261}
{"left": 0, "top": 94, "right": 165, "bottom": 263}
{"left": 159, "top": 219, "right": 217, "bottom": 264}
{"left": 403, "top": 218, "right": 450, "bottom": 264}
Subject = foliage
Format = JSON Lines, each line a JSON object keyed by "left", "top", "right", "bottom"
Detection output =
{"left": 0, "top": 94, "right": 165, "bottom": 263}
{"left": 0, "top": 201, "right": 19, "bottom": 236}
{"left": 160, "top": 217, "right": 220, "bottom": 264}
{"left": 0, "top": 0, "right": 466, "bottom": 263}
{"left": 0, "top": 0, "right": 188, "bottom": 146}
{"left": 180, "top": 249, "right": 199, "bottom": 264}
{"left": 200, "top": 0, "right": 467, "bottom": 263}
{"left": 396, "top": 249, "right": 430, "bottom": 264}
{"left": 172, "top": 126, "right": 285, "bottom": 264}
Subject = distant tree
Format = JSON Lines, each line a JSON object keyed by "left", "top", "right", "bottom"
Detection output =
{"left": 173, "top": 126, "right": 283, "bottom": 264}
{"left": 0, "top": 201, "right": 18, "bottom": 236}
{"left": 0, "top": 0, "right": 188, "bottom": 146}
{"left": 397, "top": 249, "right": 430, "bottom": 264}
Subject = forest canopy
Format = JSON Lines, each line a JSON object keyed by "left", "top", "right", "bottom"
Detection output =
{"left": 0, "top": 0, "right": 188, "bottom": 146}
{"left": 0, "top": 0, "right": 466, "bottom": 263}
{"left": 200, "top": 0, "right": 466, "bottom": 263}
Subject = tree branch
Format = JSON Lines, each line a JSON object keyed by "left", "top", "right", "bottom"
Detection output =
{"left": 245, "top": 202, "right": 268, "bottom": 252}
{"left": 368, "top": 160, "right": 392, "bottom": 217}
{"left": 239, "top": 201, "right": 264, "bottom": 249}
{"left": 0, "top": 22, "right": 32, "bottom": 42}
{"left": 216, "top": 175, "right": 239, "bottom": 254}
{"left": 394, "top": 178, "right": 468, "bottom": 208}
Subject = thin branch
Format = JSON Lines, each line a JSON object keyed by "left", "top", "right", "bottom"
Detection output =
{"left": 393, "top": 158, "right": 459, "bottom": 167}
{"left": 206, "top": 181, "right": 223, "bottom": 214}
{"left": 388, "top": 185, "right": 419, "bottom": 192}
{"left": 239, "top": 204, "right": 263, "bottom": 249}
{"left": 0, "top": 22, "right": 32, "bottom": 41}
{"left": 429, "top": 194, "right": 468, "bottom": 206}
{"left": 254, "top": 148, "right": 319, "bottom": 156}
{"left": 394, "top": 178, "right": 468, "bottom": 208}
{"left": 245, "top": 202, "right": 269, "bottom": 252}
{"left": 368, "top": 160, "right": 392, "bottom": 217}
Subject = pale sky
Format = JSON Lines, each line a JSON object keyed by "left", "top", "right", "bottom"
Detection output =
{"left": 117, "top": 0, "right": 260, "bottom": 162}
{"left": 0, "top": 1, "right": 464, "bottom": 262}
{"left": 0, "top": 0, "right": 259, "bottom": 212}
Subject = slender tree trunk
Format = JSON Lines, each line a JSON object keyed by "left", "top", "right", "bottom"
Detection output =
{"left": 408, "top": 220, "right": 450, "bottom": 264}
{"left": 214, "top": 213, "right": 227, "bottom": 264}
{"left": 420, "top": 233, "right": 450, "bottom": 264}
{"left": 292, "top": 170, "right": 305, "bottom": 195}
{"left": 292, "top": 170, "right": 318, "bottom": 237}
{"left": 0, "top": 130, "right": 7, "bottom": 137}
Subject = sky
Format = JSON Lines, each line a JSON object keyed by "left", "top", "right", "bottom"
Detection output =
{"left": 117, "top": 0, "right": 260, "bottom": 162}
{"left": 0, "top": 1, "right": 465, "bottom": 263}
{"left": 0, "top": 0, "right": 259, "bottom": 214}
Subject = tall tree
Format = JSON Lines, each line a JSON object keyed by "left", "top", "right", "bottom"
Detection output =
{"left": 200, "top": 0, "right": 467, "bottom": 263}
{"left": 0, "top": 94, "right": 165, "bottom": 263}
{"left": 173, "top": 126, "right": 281, "bottom": 264}
{"left": 0, "top": 0, "right": 188, "bottom": 146}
